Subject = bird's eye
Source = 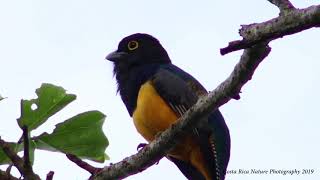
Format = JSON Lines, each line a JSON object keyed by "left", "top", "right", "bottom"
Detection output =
{"left": 127, "top": 40, "right": 139, "bottom": 51}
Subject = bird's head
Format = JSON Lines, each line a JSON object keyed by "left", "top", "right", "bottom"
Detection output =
{"left": 106, "top": 33, "right": 171, "bottom": 68}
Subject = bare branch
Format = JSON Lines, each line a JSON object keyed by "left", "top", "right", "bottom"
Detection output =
{"left": 0, "top": 137, "right": 25, "bottom": 176}
{"left": 267, "top": 0, "right": 295, "bottom": 14}
{"left": 220, "top": 5, "right": 320, "bottom": 55}
{"left": 0, "top": 169, "right": 19, "bottom": 180}
{"left": 22, "top": 126, "right": 31, "bottom": 173}
{"left": 22, "top": 127, "right": 41, "bottom": 180}
{"left": 46, "top": 171, "right": 54, "bottom": 180}
{"left": 92, "top": 43, "right": 271, "bottom": 180}
{"left": 0, "top": 136, "right": 40, "bottom": 180}
{"left": 66, "top": 154, "right": 102, "bottom": 175}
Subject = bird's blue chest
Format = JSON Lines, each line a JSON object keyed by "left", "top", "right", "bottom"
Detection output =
{"left": 118, "top": 64, "right": 160, "bottom": 116}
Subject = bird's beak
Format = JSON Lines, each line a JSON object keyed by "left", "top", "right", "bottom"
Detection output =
{"left": 105, "top": 50, "right": 128, "bottom": 62}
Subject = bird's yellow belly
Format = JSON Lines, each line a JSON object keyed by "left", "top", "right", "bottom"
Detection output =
{"left": 132, "top": 81, "right": 211, "bottom": 179}
{"left": 133, "top": 81, "right": 178, "bottom": 142}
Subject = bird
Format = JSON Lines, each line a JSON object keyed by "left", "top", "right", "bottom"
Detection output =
{"left": 106, "top": 33, "right": 230, "bottom": 180}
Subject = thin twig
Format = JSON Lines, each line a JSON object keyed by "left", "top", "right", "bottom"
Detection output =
{"left": 0, "top": 136, "right": 40, "bottom": 180}
{"left": 0, "top": 169, "right": 19, "bottom": 180}
{"left": 46, "top": 171, "right": 54, "bottom": 180}
{"left": 22, "top": 126, "right": 31, "bottom": 171}
{"left": 0, "top": 137, "right": 25, "bottom": 176}
{"left": 220, "top": 5, "right": 320, "bottom": 55}
{"left": 5, "top": 164, "right": 13, "bottom": 176}
{"left": 21, "top": 126, "right": 41, "bottom": 180}
{"left": 66, "top": 154, "right": 102, "bottom": 175}
{"left": 267, "top": 0, "right": 295, "bottom": 14}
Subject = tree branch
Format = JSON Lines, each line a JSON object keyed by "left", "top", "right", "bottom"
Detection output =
{"left": 220, "top": 4, "right": 320, "bottom": 55}
{"left": 0, "top": 136, "right": 40, "bottom": 180}
{"left": 0, "top": 137, "right": 25, "bottom": 176}
{"left": 66, "top": 154, "right": 102, "bottom": 175}
{"left": 46, "top": 171, "right": 54, "bottom": 180}
{"left": 22, "top": 126, "right": 32, "bottom": 175}
{"left": 22, "top": 126, "right": 41, "bottom": 180}
{"left": 267, "top": 0, "right": 295, "bottom": 14}
{"left": 92, "top": 43, "right": 271, "bottom": 180}
{"left": 0, "top": 169, "right": 19, "bottom": 180}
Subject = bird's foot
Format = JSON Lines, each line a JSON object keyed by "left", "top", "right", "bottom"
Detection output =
{"left": 136, "top": 143, "right": 160, "bottom": 165}
{"left": 136, "top": 143, "right": 148, "bottom": 151}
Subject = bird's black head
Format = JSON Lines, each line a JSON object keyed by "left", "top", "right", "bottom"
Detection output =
{"left": 106, "top": 33, "right": 171, "bottom": 68}
{"left": 106, "top": 34, "right": 171, "bottom": 114}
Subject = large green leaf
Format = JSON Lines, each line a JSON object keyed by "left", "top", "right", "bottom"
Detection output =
{"left": 0, "top": 95, "right": 4, "bottom": 101}
{"left": 34, "top": 111, "right": 109, "bottom": 162}
{"left": 17, "top": 83, "right": 76, "bottom": 131}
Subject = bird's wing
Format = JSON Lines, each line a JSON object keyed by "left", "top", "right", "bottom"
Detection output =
{"left": 152, "top": 67, "right": 198, "bottom": 116}
{"left": 151, "top": 65, "right": 230, "bottom": 180}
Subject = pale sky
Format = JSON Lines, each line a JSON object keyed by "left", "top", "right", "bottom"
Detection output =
{"left": 1, "top": 0, "right": 319, "bottom": 180}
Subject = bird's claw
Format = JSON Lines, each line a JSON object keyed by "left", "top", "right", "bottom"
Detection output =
{"left": 137, "top": 143, "right": 147, "bottom": 151}
{"left": 136, "top": 143, "right": 160, "bottom": 164}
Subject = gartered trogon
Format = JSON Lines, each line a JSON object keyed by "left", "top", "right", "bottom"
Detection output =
{"left": 106, "top": 33, "right": 230, "bottom": 180}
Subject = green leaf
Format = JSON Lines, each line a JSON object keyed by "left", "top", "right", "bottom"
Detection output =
{"left": 17, "top": 83, "right": 76, "bottom": 131}
{"left": 34, "top": 111, "right": 109, "bottom": 162}
{"left": 0, "top": 95, "right": 4, "bottom": 101}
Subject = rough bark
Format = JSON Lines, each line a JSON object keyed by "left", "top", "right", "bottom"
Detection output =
{"left": 220, "top": 4, "right": 320, "bottom": 55}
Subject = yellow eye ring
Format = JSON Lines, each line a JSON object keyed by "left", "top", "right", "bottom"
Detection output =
{"left": 128, "top": 40, "right": 139, "bottom": 50}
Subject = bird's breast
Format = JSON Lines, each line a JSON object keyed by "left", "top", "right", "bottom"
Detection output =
{"left": 132, "top": 80, "right": 212, "bottom": 179}
{"left": 133, "top": 81, "right": 178, "bottom": 142}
